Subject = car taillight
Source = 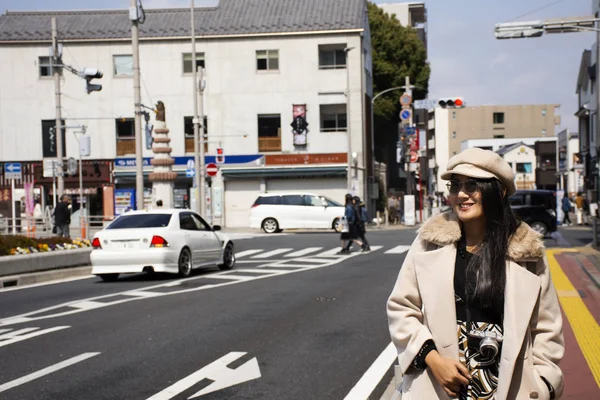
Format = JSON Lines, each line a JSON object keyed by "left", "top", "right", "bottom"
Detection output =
{"left": 92, "top": 238, "right": 102, "bottom": 249}
{"left": 150, "top": 236, "right": 169, "bottom": 248}
{"left": 251, "top": 203, "right": 259, "bottom": 208}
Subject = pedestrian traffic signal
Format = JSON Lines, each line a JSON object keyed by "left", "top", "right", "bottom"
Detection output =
{"left": 82, "top": 68, "right": 103, "bottom": 94}
{"left": 216, "top": 147, "right": 225, "bottom": 164}
{"left": 438, "top": 98, "right": 465, "bottom": 108}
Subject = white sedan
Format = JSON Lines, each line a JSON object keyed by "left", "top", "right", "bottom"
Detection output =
{"left": 91, "top": 209, "right": 235, "bottom": 282}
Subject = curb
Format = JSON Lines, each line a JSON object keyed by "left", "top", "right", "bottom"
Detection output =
{"left": 0, "top": 248, "right": 92, "bottom": 277}
{"left": 0, "top": 266, "right": 93, "bottom": 289}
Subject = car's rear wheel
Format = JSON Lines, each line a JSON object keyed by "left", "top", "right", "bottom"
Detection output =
{"left": 262, "top": 218, "right": 279, "bottom": 234}
{"left": 178, "top": 248, "right": 192, "bottom": 277}
{"left": 98, "top": 273, "right": 119, "bottom": 282}
{"left": 219, "top": 242, "right": 235, "bottom": 270}
{"left": 530, "top": 221, "right": 548, "bottom": 236}
{"left": 333, "top": 217, "right": 341, "bottom": 232}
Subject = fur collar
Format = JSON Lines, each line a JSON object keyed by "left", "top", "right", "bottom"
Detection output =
{"left": 418, "top": 211, "right": 544, "bottom": 261}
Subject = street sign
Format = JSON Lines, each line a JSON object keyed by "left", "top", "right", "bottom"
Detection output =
{"left": 206, "top": 163, "right": 218, "bottom": 177}
{"left": 399, "top": 93, "right": 412, "bottom": 107}
{"left": 410, "top": 151, "right": 419, "bottom": 163}
{"left": 4, "top": 163, "right": 22, "bottom": 180}
{"left": 67, "top": 158, "right": 77, "bottom": 175}
{"left": 186, "top": 159, "right": 195, "bottom": 178}
{"left": 404, "top": 126, "right": 416, "bottom": 135}
{"left": 400, "top": 109, "right": 412, "bottom": 121}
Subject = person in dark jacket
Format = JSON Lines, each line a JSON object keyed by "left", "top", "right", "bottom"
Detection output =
{"left": 339, "top": 194, "right": 364, "bottom": 254}
{"left": 53, "top": 195, "right": 72, "bottom": 238}
{"left": 561, "top": 193, "right": 572, "bottom": 226}
{"left": 342, "top": 196, "right": 369, "bottom": 253}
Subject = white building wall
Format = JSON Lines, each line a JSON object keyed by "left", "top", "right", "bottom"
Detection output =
{"left": 461, "top": 137, "right": 557, "bottom": 152}
{"left": 502, "top": 146, "right": 537, "bottom": 189}
{"left": 434, "top": 108, "right": 450, "bottom": 193}
{"left": 0, "top": 33, "right": 365, "bottom": 161}
{"left": 377, "top": 3, "right": 411, "bottom": 26}
{"left": 568, "top": 136, "right": 582, "bottom": 194}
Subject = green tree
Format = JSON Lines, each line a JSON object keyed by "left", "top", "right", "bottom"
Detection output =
{"left": 368, "top": 2, "right": 430, "bottom": 161}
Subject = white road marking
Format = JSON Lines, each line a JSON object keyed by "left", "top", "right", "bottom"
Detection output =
{"left": 0, "top": 274, "right": 95, "bottom": 293}
{"left": 314, "top": 247, "right": 347, "bottom": 257}
{"left": 126, "top": 291, "right": 165, "bottom": 298}
{"left": 384, "top": 245, "right": 411, "bottom": 254}
{"left": 236, "top": 249, "right": 264, "bottom": 258}
{"left": 0, "top": 352, "right": 100, "bottom": 394}
{"left": 284, "top": 247, "right": 323, "bottom": 257}
{"left": 0, "top": 326, "right": 70, "bottom": 348}
{"left": 251, "top": 248, "right": 293, "bottom": 259}
{"left": 70, "top": 300, "right": 106, "bottom": 310}
{"left": 207, "top": 275, "right": 253, "bottom": 281}
{"left": 343, "top": 342, "right": 397, "bottom": 400}
{"left": 146, "top": 352, "right": 261, "bottom": 400}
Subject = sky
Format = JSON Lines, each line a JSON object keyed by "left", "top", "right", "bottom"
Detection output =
{"left": 0, "top": 0, "right": 594, "bottom": 132}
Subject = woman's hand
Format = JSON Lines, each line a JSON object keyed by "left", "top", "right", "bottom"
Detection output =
{"left": 425, "top": 350, "right": 471, "bottom": 398}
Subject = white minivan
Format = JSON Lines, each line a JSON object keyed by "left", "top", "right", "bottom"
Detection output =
{"left": 250, "top": 193, "right": 346, "bottom": 233}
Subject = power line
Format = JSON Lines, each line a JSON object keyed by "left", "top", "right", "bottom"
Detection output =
{"left": 506, "top": 0, "right": 569, "bottom": 22}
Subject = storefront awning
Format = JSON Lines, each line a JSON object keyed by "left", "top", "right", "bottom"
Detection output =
{"left": 222, "top": 166, "right": 347, "bottom": 178}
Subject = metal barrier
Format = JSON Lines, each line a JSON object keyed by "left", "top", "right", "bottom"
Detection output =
{"left": 0, "top": 215, "right": 115, "bottom": 240}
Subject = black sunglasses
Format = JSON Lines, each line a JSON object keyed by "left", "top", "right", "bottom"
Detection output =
{"left": 446, "top": 179, "right": 480, "bottom": 194}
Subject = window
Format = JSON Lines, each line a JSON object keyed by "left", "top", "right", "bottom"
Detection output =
{"left": 541, "top": 129, "right": 547, "bottom": 136}
{"left": 320, "top": 104, "right": 347, "bottom": 132}
{"left": 493, "top": 134, "right": 505, "bottom": 139}
{"left": 254, "top": 196, "right": 282, "bottom": 205}
{"left": 182, "top": 52, "right": 205, "bottom": 74}
{"left": 530, "top": 193, "right": 552, "bottom": 209}
{"left": 191, "top": 213, "right": 212, "bottom": 231}
{"left": 452, "top": 131, "right": 457, "bottom": 139}
{"left": 179, "top": 213, "right": 199, "bottom": 230}
{"left": 258, "top": 114, "right": 281, "bottom": 152}
{"left": 305, "top": 195, "right": 324, "bottom": 207}
{"left": 184, "top": 116, "right": 208, "bottom": 137}
{"left": 318, "top": 44, "right": 347, "bottom": 69}
{"left": 493, "top": 112, "right": 505, "bottom": 124}
{"left": 541, "top": 109, "right": 547, "bottom": 116}
{"left": 516, "top": 163, "right": 532, "bottom": 173}
{"left": 116, "top": 118, "right": 135, "bottom": 138}
{"left": 452, "top": 111, "right": 456, "bottom": 119}
{"left": 39, "top": 56, "right": 61, "bottom": 77}
{"left": 323, "top": 197, "right": 343, "bottom": 207}
{"left": 113, "top": 55, "right": 133, "bottom": 76}
{"left": 508, "top": 194, "right": 525, "bottom": 206}
{"left": 256, "top": 50, "right": 279, "bottom": 71}
{"left": 108, "top": 214, "right": 172, "bottom": 229}
{"left": 282, "top": 195, "right": 305, "bottom": 206}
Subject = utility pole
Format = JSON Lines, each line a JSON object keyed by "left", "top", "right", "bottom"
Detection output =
{"left": 51, "top": 18, "right": 64, "bottom": 197}
{"left": 401, "top": 76, "right": 415, "bottom": 196}
{"left": 345, "top": 47, "right": 355, "bottom": 192}
{"left": 131, "top": 0, "right": 144, "bottom": 210}
{"left": 191, "top": 0, "right": 206, "bottom": 215}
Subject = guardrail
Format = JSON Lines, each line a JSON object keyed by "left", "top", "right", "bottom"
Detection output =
{"left": 0, "top": 215, "right": 115, "bottom": 239}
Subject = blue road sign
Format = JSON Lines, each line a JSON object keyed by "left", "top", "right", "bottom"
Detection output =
{"left": 400, "top": 109, "right": 411, "bottom": 121}
{"left": 405, "top": 126, "right": 416, "bottom": 135}
{"left": 4, "top": 163, "right": 22, "bottom": 180}
{"left": 186, "top": 169, "right": 195, "bottom": 178}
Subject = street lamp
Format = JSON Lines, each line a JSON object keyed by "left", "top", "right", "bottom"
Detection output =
{"left": 345, "top": 46, "right": 355, "bottom": 193}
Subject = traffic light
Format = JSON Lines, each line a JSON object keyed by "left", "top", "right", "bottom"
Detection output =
{"left": 216, "top": 147, "right": 225, "bottom": 164}
{"left": 438, "top": 97, "right": 465, "bottom": 108}
{"left": 82, "top": 68, "right": 103, "bottom": 94}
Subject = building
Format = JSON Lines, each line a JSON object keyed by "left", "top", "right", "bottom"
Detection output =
{"left": 377, "top": 2, "right": 427, "bottom": 52}
{"left": 0, "top": 0, "right": 373, "bottom": 227}
{"left": 430, "top": 104, "right": 559, "bottom": 193}
{"left": 557, "top": 129, "right": 582, "bottom": 196}
{"left": 575, "top": 45, "right": 599, "bottom": 202}
{"left": 496, "top": 143, "right": 537, "bottom": 190}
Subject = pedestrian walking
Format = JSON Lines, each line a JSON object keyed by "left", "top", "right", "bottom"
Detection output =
{"left": 561, "top": 193, "right": 572, "bottom": 226}
{"left": 396, "top": 195, "right": 404, "bottom": 224}
{"left": 53, "top": 195, "right": 72, "bottom": 238}
{"left": 344, "top": 196, "right": 371, "bottom": 252}
{"left": 387, "top": 148, "right": 563, "bottom": 400}
{"left": 339, "top": 194, "right": 364, "bottom": 254}
{"left": 575, "top": 192, "right": 585, "bottom": 225}
{"left": 388, "top": 194, "right": 397, "bottom": 224}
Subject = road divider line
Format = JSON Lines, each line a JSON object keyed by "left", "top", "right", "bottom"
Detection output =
{"left": 0, "top": 326, "right": 70, "bottom": 348}
{"left": 251, "top": 248, "right": 294, "bottom": 259}
{"left": 343, "top": 342, "right": 397, "bottom": 400}
{"left": 236, "top": 249, "right": 264, "bottom": 258}
{"left": 208, "top": 275, "right": 253, "bottom": 281}
{"left": 0, "top": 352, "right": 100, "bottom": 394}
{"left": 284, "top": 247, "right": 323, "bottom": 257}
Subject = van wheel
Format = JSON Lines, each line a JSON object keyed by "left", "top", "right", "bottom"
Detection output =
{"left": 530, "top": 221, "right": 548, "bottom": 236}
{"left": 333, "top": 218, "right": 341, "bottom": 232}
{"left": 262, "top": 218, "right": 279, "bottom": 234}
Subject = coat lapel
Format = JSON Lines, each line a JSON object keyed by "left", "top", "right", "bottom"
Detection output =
{"left": 496, "top": 260, "right": 541, "bottom": 400}
{"left": 413, "top": 244, "right": 459, "bottom": 359}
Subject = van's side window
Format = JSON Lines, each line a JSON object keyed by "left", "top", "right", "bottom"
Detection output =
{"left": 282, "top": 195, "right": 305, "bottom": 206}
{"left": 305, "top": 195, "right": 324, "bottom": 207}
{"left": 508, "top": 195, "right": 525, "bottom": 206}
{"left": 254, "top": 196, "right": 281, "bottom": 205}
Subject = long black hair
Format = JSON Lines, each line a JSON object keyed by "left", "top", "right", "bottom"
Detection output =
{"left": 466, "top": 179, "right": 520, "bottom": 309}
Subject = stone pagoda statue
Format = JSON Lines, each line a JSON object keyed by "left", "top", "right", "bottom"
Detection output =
{"left": 148, "top": 101, "right": 177, "bottom": 208}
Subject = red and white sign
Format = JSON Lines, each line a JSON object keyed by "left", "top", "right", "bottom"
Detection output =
{"left": 410, "top": 151, "right": 419, "bottom": 163}
{"left": 206, "top": 163, "right": 218, "bottom": 177}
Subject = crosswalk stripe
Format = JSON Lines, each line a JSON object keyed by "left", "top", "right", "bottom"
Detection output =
{"left": 236, "top": 249, "right": 264, "bottom": 258}
{"left": 384, "top": 245, "right": 411, "bottom": 254}
{"left": 315, "top": 247, "right": 346, "bottom": 257}
{"left": 251, "top": 248, "right": 294, "bottom": 259}
{"left": 284, "top": 247, "right": 323, "bottom": 257}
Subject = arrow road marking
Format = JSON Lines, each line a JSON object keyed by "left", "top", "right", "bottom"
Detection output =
{"left": 0, "top": 326, "right": 70, "bottom": 348}
{"left": 0, "top": 352, "right": 100, "bottom": 394}
{"left": 146, "top": 352, "right": 261, "bottom": 400}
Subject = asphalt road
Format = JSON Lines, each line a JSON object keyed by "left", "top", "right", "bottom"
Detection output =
{"left": 0, "top": 228, "right": 418, "bottom": 400}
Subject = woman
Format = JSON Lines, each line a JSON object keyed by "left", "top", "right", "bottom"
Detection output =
{"left": 387, "top": 148, "right": 564, "bottom": 400}
{"left": 344, "top": 196, "right": 371, "bottom": 252}
{"left": 339, "top": 194, "right": 363, "bottom": 254}
{"left": 561, "top": 193, "right": 572, "bottom": 226}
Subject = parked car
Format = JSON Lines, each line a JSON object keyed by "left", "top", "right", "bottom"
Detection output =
{"left": 90, "top": 209, "right": 235, "bottom": 282}
{"left": 508, "top": 190, "right": 557, "bottom": 236}
{"left": 250, "top": 193, "right": 345, "bottom": 233}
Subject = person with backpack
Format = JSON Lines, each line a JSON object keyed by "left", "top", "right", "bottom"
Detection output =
{"left": 561, "top": 192, "right": 572, "bottom": 226}
{"left": 339, "top": 194, "right": 364, "bottom": 254}
{"left": 356, "top": 197, "right": 371, "bottom": 251}
{"left": 387, "top": 148, "right": 563, "bottom": 400}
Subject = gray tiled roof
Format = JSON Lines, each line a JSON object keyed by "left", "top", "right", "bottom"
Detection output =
{"left": 0, "top": 0, "right": 366, "bottom": 42}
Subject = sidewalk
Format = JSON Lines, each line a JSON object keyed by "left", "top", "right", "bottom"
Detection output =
{"left": 380, "top": 235, "right": 600, "bottom": 400}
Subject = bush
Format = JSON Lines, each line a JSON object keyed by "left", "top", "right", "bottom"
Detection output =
{"left": 36, "top": 237, "right": 73, "bottom": 246}
{"left": 0, "top": 235, "right": 37, "bottom": 256}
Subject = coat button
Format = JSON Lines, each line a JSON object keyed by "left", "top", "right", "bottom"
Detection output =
{"left": 529, "top": 391, "right": 539, "bottom": 399}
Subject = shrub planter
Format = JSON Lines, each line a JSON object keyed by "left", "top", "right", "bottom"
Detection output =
{"left": 0, "top": 248, "right": 92, "bottom": 277}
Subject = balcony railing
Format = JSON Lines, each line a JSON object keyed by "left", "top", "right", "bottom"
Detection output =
{"left": 116, "top": 138, "right": 135, "bottom": 156}
{"left": 185, "top": 137, "right": 208, "bottom": 154}
{"left": 258, "top": 137, "right": 281, "bottom": 152}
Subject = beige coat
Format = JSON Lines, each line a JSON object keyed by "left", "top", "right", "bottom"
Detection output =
{"left": 387, "top": 212, "right": 564, "bottom": 400}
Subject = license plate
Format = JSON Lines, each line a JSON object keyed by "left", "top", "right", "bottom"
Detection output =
{"left": 122, "top": 242, "right": 135, "bottom": 249}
